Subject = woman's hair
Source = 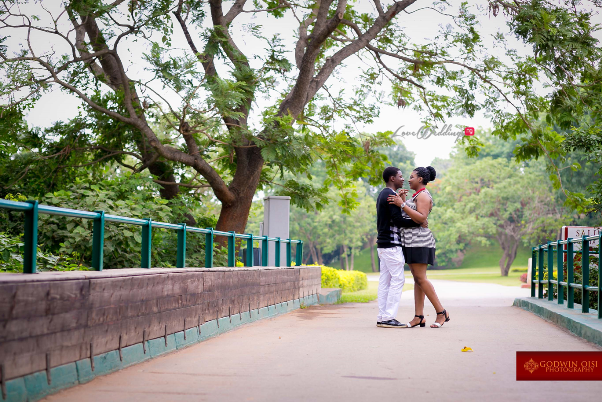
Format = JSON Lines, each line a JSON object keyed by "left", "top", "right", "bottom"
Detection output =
{"left": 413, "top": 166, "right": 437, "bottom": 185}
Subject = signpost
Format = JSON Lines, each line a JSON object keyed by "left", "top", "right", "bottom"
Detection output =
{"left": 561, "top": 226, "right": 601, "bottom": 251}
{"left": 560, "top": 226, "right": 602, "bottom": 261}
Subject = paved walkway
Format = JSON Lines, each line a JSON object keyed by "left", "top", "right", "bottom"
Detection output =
{"left": 44, "top": 281, "right": 601, "bottom": 402}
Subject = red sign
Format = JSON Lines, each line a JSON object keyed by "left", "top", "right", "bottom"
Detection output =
{"left": 517, "top": 352, "right": 602, "bottom": 381}
{"left": 464, "top": 127, "right": 475, "bottom": 136}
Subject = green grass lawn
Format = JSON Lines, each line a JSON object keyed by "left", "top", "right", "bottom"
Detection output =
{"left": 329, "top": 243, "right": 531, "bottom": 273}
{"left": 457, "top": 243, "right": 531, "bottom": 270}
{"left": 412, "top": 266, "right": 524, "bottom": 286}
{"left": 330, "top": 243, "right": 530, "bottom": 287}
{"left": 339, "top": 280, "right": 414, "bottom": 303}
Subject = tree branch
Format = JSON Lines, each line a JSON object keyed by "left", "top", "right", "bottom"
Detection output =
{"left": 305, "top": 0, "right": 418, "bottom": 108}
{"left": 224, "top": 0, "right": 248, "bottom": 25}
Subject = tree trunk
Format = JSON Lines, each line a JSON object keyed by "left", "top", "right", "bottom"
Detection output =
{"left": 502, "top": 239, "right": 520, "bottom": 276}
{"left": 340, "top": 246, "right": 345, "bottom": 270}
{"left": 350, "top": 246, "right": 355, "bottom": 271}
{"left": 317, "top": 247, "right": 324, "bottom": 265}
{"left": 343, "top": 245, "right": 349, "bottom": 271}
{"left": 497, "top": 230, "right": 520, "bottom": 276}
{"left": 309, "top": 243, "right": 319, "bottom": 265}
{"left": 214, "top": 148, "right": 264, "bottom": 243}
{"left": 370, "top": 242, "right": 377, "bottom": 272}
{"left": 303, "top": 250, "right": 312, "bottom": 265}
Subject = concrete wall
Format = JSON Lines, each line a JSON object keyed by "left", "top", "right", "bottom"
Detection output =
{"left": 0, "top": 266, "right": 321, "bottom": 384}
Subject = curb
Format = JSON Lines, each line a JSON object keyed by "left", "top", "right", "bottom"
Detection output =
{"left": 513, "top": 297, "right": 602, "bottom": 348}
{"left": 318, "top": 288, "right": 342, "bottom": 304}
{"left": 1, "top": 295, "right": 319, "bottom": 402}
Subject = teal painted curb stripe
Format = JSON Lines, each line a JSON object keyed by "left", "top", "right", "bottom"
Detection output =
{"left": 1, "top": 295, "right": 319, "bottom": 402}
{"left": 258, "top": 307, "right": 269, "bottom": 320}
{"left": 148, "top": 334, "right": 176, "bottom": 357}
{"left": 0, "top": 377, "right": 26, "bottom": 402}
{"left": 239, "top": 311, "right": 252, "bottom": 325}
{"left": 20, "top": 362, "right": 78, "bottom": 402}
{"left": 513, "top": 297, "right": 602, "bottom": 347}
{"left": 217, "top": 317, "right": 232, "bottom": 334}
{"left": 121, "top": 343, "right": 150, "bottom": 367}
{"left": 175, "top": 328, "right": 199, "bottom": 349}
{"left": 200, "top": 320, "right": 219, "bottom": 340}
{"left": 230, "top": 314, "right": 242, "bottom": 328}
{"left": 75, "top": 359, "right": 94, "bottom": 385}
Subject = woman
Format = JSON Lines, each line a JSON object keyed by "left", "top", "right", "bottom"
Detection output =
{"left": 387, "top": 166, "right": 450, "bottom": 328}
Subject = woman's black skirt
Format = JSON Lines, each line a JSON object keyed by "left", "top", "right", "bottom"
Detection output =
{"left": 402, "top": 246, "right": 435, "bottom": 265}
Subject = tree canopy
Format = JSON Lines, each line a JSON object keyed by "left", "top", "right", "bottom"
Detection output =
{"left": 3, "top": 0, "right": 599, "bottom": 233}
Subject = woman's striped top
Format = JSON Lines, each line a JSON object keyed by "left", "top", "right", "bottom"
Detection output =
{"left": 398, "top": 189, "right": 436, "bottom": 249}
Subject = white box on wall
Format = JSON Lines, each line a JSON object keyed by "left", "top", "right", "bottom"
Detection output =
{"left": 263, "top": 196, "right": 291, "bottom": 266}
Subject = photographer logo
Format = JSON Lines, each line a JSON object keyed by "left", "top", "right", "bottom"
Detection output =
{"left": 523, "top": 359, "right": 539, "bottom": 374}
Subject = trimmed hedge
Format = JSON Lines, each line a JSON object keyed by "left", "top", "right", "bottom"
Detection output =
{"left": 321, "top": 266, "right": 368, "bottom": 292}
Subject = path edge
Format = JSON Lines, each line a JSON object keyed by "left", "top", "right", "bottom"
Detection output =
{"left": 513, "top": 297, "right": 602, "bottom": 348}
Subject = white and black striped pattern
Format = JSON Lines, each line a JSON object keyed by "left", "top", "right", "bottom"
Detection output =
{"left": 397, "top": 190, "right": 436, "bottom": 249}
{"left": 387, "top": 223, "right": 402, "bottom": 246}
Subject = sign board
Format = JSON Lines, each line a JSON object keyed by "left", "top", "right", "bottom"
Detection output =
{"left": 560, "top": 226, "right": 601, "bottom": 252}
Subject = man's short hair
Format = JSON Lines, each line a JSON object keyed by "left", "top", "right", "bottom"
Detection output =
{"left": 383, "top": 166, "right": 401, "bottom": 183}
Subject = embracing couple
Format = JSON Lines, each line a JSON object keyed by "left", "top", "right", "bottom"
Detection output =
{"left": 376, "top": 166, "right": 450, "bottom": 329}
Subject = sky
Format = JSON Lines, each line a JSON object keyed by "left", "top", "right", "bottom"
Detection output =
{"left": 15, "top": 1, "right": 600, "bottom": 167}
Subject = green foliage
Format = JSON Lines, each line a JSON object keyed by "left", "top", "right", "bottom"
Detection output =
{"left": 0, "top": 175, "right": 226, "bottom": 271}
{"left": 429, "top": 156, "right": 564, "bottom": 271}
{"left": 483, "top": 1, "right": 602, "bottom": 215}
{"left": 0, "top": 232, "right": 90, "bottom": 273}
{"left": 0, "top": 232, "right": 22, "bottom": 272}
{"left": 320, "top": 266, "right": 367, "bottom": 292}
{"left": 320, "top": 266, "right": 340, "bottom": 289}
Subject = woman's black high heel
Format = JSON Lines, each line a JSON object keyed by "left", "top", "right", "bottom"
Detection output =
{"left": 430, "top": 310, "right": 450, "bottom": 328}
{"left": 406, "top": 315, "right": 426, "bottom": 328}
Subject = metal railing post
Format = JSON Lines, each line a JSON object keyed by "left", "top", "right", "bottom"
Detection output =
{"left": 141, "top": 219, "right": 152, "bottom": 268}
{"left": 23, "top": 200, "right": 39, "bottom": 274}
{"left": 530, "top": 247, "right": 536, "bottom": 297}
{"left": 275, "top": 237, "right": 281, "bottom": 267}
{"left": 557, "top": 241, "right": 564, "bottom": 304}
{"left": 567, "top": 239, "right": 574, "bottom": 309}
{"left": 547, "top": 241, "right": 553, "bottom": 301}
{"left": 227, "top": 232, "right": 236, "bottom": 267}
{"left": 246, "top": 234, "right": 254, "bottom": 267}
{"left": 582, "top": 235, "right": 590, "bottom": 313}
{"left": 538, "top": 245, "right": 544, "bottom": 299}
{"left": 92, "top": 211, "right": 105, "bottom": 271}
{"left": 261, "top": 236, "right": 269, "bottom": 267}
{"left": 176, "top": 223, "right": 186, "bottom": 268}
{"left": 296, "top": 241, "right": 303, "bottom": 266}
{"left": 205, "top": 228, "right": 214, "bottom": 268}
{"left": 286, "top": 240, "right": 292, "bottom": 267}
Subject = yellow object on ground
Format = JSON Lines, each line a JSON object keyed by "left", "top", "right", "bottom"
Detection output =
{"left": 461, "top": 346, "right": 473, "bottom": 352}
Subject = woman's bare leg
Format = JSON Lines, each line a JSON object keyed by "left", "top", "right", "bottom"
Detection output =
{"left": 408, "top": 266, "right": 426, "bottom": 326}
{"left": 409, "top": 263, "right": 447, "bottom": 326}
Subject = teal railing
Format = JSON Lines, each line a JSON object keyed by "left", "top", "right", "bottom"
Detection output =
{"left": 531, "top": 234, "right": 601, "bottom": 319}
{"left": 0, "top": 199, "right": 303, "bottom": 273}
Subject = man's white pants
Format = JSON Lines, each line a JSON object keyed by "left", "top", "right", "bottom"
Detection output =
{"left": 377, "top": 247, "right": 406, "bottom": 322}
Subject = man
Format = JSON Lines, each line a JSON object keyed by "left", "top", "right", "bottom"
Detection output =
{"left": 376, "top": 167, "right": 421, "bottom": 328}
